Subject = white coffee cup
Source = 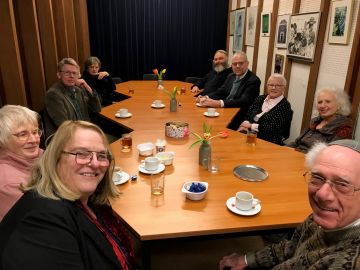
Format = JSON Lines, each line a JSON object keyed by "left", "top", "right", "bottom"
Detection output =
{"left": 118, "top": 108, "right": 128, "bottom": 117}
{"left": 235, "top": 191, "right": 259, "bottom": 211}
{"left": 113, "top": 166, "right": 123, "bottom": 182}
{"left": 207, "top": 108, "right": 216, "bottom": 116}
{"left": 143, "top": 157, "right": 160, "bottom": 171}
{"left": 154, "top": 100, "right": 162, "bottom": 107}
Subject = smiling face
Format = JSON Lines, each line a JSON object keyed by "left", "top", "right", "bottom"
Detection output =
{"left": 316, "top": 91, "right": 339, "bottom": 119}
{"left": 308, "top": 146, "right": 360, "bottom": 229}
{"left": 212, "top": 51, "right": 228, "bottom": 72}
{"left": 266, "top": 76, "right": 285, "bottom": 99}
{"left": 57, "top": 128, "right": 109, "bottom": 203}
{"left": 6, "top": 123, "right": 41, "bottom": 159}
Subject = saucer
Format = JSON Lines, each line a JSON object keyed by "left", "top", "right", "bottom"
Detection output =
{"left": 226, "top": 197, "right": 261, "bottom": 216}
{"left": 203, "top": 112, "right": 220, "bottom": 117}
{"left": 112, "top": 172, "right": 130, "bottom": 185}
{"left": 138, "top": 163, "right": 165, "bottom": 174}
{"left": 151, "top": 103, "right": 165, "bottom": 109}
{"left": 196, "top": 102, "right": 205, "bottom": 107}
{"left": 115, "top": 112, "right": 132, "bottom": 118}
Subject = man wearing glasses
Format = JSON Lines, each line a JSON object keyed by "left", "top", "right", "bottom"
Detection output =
{"left": 44, "top": 58, "right": 101, "bottom": 138}
{"left": 219, "top": 139, "right": 360, "bottom": 269}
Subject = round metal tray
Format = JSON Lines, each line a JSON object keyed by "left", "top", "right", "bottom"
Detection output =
{"left": 233, "top": 165, "right": 268, "bottom": 182}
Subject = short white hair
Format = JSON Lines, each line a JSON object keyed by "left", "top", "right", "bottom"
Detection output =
{"left": 305, "top": 142, "right": 328, "bottom": 169}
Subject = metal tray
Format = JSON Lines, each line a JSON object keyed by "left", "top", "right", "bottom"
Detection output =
{"left": 233, "top": 165, "right": 268, "bottom": 182}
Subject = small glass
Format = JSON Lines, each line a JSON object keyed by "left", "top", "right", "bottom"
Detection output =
{"left": 246, "top": 130, "right": 257, "bottom": 146}
{"left": 208, "top": 157, "right": 221, "bottom": 173}
{"left": 128, "top": 87, "right": 135, "bottom": 94}
{"left": 180, "top": 87, "right": 186, "bottom": 95}
{"left": 121, "top": 133, "right": 132, "bottom": 152}
{"left": 151, "top": 173, "right": 165, "bottom": 196}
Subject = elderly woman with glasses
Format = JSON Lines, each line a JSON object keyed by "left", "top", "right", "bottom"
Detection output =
{"left": 290, "top": 87, "right": 353, "bottom": 153}
{"left": 0, "top": 120, "right": 135, "bottom": 269}
{"left": 0, "top": 105, "right": 43, "bottom": 221}
{"left": 237, "top": 74, "right": 293, "bottom": 145}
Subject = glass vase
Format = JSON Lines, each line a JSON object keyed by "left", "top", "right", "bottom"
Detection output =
{"left": 170, "top": 98, "right": 177, "bottom": 112}
{"left": 157, "top": 79, "right": 164, "bottom": 90}
{"left": 199, "top": 142, "right": 211, "bottom": 167}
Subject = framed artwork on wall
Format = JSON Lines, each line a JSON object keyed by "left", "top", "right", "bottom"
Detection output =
{"left": 245, "top": 6, "right": 258, "bottom": 46}
{"left": 328, "top": 0, "right": 354, "bottom": 44}
{"left": 274, "top": 54, "right": 285, "bottom": 74}
{"left": 233, "top": 8, "right": 246, "bottom": 52}
{"left": 229, "top": 10, "right": 236, "bottom": 36}
{"left": 275, "top": 14, "right": 290, "bottom": 48}
{"left": 287, "top": 12, "right": 321, "bottom": 62}
{"left": 261, "top": 13, "right": 271, "bottom": 37}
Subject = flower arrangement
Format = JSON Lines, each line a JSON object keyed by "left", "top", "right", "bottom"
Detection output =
{"left": 153, "top": 68, "right": 166, "bottom": 80}
{"left": 190, "top": 123, "right": 229, "bottom": 148}
{"left": 163, "top": 86, "right": 178, "bottom": 99}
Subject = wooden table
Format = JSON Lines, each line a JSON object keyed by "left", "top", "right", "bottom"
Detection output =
{"left": 100, "top": 80, "right": 311, "bottom": 266}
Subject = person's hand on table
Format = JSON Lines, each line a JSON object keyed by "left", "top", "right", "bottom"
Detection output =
{"left": 219, "top": 253, "right": 247, "bottom": 270}
{"left": 200, "top": 97, "right": 221, "bottom": 108}
{"left": 237, "top": 121, "right": 251, "bottom": 132}
{"left": 191, "top": 86, "right": 201, "bottom": 93}
{"left": 97, "top": 71, "right": 109, "bottom": 80}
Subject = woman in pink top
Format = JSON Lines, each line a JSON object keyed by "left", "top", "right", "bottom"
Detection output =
{"left": 0, "top": 105, "right": 43, "bottom": 221}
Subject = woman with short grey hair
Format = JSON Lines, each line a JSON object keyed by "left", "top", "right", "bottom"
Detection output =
{"left": 0, "top": 105, "right": 43, "bottom": 220}
{"left": 290, "top": 87, "right": 353, "bottom": 153}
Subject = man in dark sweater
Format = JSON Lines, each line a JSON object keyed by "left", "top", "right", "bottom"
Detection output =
{"left": 196, "top": 52, "right": 260, "bottom": 108}
{"left": 190, "top": 50, "right": 232, "bottom": 96}
{"left": 219, "top": 139, "right": 360, "bottom": 270}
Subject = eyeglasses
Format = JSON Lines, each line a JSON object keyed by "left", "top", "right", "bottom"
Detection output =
{"left": 12, "top": 128, "right": 42, "bottom": 141}
{"left": 60, "top": 70, "right": 80, "bottom": 77}
{"left": 232, "top": 61, "right": 246, "bottom": 67}
{"left": 62, "top": 150, "right": 111, "bottom": 166}
{"left": 267, "top": 84, "right": 284, "bottom": 89}
{"left": 304, "top": 171, "right": 360, "bottom": 196}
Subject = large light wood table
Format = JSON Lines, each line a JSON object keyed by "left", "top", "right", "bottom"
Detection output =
{"left": 101, "top": 81, "right": 312, "bottom": 243}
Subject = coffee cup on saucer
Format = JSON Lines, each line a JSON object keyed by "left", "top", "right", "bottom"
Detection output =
{"left": 113, "top": 166, "right": 123, "bottom": 182}
{"left": 153, "top": 100, "right": 162, "bottom": 107}
{"left": 235, "top": 191, "right": 259, "bottom": 211}
{"left": 118, "top": 108, "right": 128, "bottom": 117}
{"left": 207, "top": 108, "right": 216, "bottom": 116}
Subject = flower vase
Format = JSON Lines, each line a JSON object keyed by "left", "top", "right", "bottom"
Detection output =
{"left": 170, "top": 98, "right": 177, "bottom": 112}
{"left": 157, "top": 79, "right": 164, "bottom": 90}
{"left": 199, "top": 142, "right": 211, "bottom": 167}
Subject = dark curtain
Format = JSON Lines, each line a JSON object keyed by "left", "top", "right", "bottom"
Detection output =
{"left": 86, "top": 0, "right": 229, "bottom": 81}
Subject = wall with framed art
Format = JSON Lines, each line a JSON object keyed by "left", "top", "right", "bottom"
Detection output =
{"left": 328, "top": 0, "right": 354, "bottom": 44}
{"left": 233, "top": 8, "right": 246, "bottom": 52}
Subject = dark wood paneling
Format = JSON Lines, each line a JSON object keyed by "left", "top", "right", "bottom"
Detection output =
{"left": 73, "top": 0, "right": 90, "bottom": 69}
{"left": 52, "top": 0, "right": 69, "bottom": 60}
{"left": 64, "top": 0, "right": 78, "bottom": 60}
{"left": 0, "top": 0, "right": 27, "bottom": 106}
{"left": 14, "top": 0, "right": 46, "bottom": 111}
{"left": 36, "top": 0, "right": 58, "bottom": 89}
{"left": 251, "top": 1, "right": 263, "bottom": 73}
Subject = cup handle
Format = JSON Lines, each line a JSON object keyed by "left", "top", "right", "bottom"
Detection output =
{"left": 253, "top": 198, "right": 260, "bottom": 206}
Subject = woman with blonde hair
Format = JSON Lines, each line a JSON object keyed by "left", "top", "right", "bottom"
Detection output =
{"left": 0, "top": 105, "right": 43, "bottom": 221}
{"left": 0, "top": 120, "right": 135, "bottom": 269}
{"left": 291, "top": 87, "right": 353, "bottom": 152}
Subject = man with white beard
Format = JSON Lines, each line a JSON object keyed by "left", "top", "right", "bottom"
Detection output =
{"left": 191, "top": 50, "right": 232, "bottom": 96}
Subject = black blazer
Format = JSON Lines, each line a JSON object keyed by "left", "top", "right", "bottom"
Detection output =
{"left": 243, "top": 95, "right": 293, "bottom": 145}
{"left": 0, "top": 191, "right": 128, "bottom": 270}
{"left": 208, "top": 70, "right": 261, "bottom": 108}
{"left": 193, "top": 68, "right": 232, "bottom": 96}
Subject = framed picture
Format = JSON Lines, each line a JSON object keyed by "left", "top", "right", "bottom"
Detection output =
{"left": 229, "top": 10, "right": 236, "bottom": 36}
{"left": 274, "top": 54, "right": 285, "bottom": 74}
{"left": 233, "top": 8, "right": 246, "bottom": 52}
{"left": 328, "top": 0, "right": 354, "bottom": 44}
{"left": 261, "top": 13, "right": 271, "bottom": 37}
{"left": 287, "top": 12, "right": 321, "bottom": 62}
{"left": 275, "top": 14, "right": 290, "bottom": 48}
{"left": 245, "top": 6, "right": 258, "bottom": 46}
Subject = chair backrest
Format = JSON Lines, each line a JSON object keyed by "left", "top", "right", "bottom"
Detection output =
{"left": 142, "top": 74, "right": 158, "bottom": 80}
{"left": 112, "top": 77, "right": 123, "bottom": 84}
{"left": 185, "top": 76, "right": 201, "bottom": 84}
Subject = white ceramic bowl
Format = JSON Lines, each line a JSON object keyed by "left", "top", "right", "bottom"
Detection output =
{"left": 137, "top": 142, "right": 155, "bottom": 156}
{"left": 181, "top": 181, "right": 208, "bottom": 201}
{"left": 155, "top": 151, "right": 175, "bottom": 165}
